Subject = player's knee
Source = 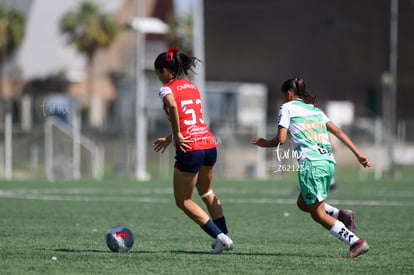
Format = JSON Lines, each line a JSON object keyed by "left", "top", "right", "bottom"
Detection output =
{"left": 175, "top": 198, "right": 189, "bottom": 210}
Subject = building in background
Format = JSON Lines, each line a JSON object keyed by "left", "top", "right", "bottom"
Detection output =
{"left": 0, "top": 0, "right": 172, "bottom": 129}
{"left": 204, "top": 0, "right": 414, "bottom": 140}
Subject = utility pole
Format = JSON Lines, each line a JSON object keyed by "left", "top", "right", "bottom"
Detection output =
{"left": 192, "top": 0, "right": 208, "bottom": 125}
{"left": 388, "top": 0, "right": 399, "bottom": 177}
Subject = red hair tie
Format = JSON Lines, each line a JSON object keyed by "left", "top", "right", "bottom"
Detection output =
{"left": 166, "top": 47, "right": 178, "bottom": 61}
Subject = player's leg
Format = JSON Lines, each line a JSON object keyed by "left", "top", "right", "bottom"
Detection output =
{"left": 197, "top": 165, "right": 229, "bottom": 232}
{"left": 325, "top": 200, "right": 368, "bottom": 258}
{"left": 324, "top": 202, "right": 339, "bottom": 217}
{"left": 196, "top": 148, "right": 229, "bottom": 235}
{"left": 197, "top": 165, "right": 222, "bottom": 217}
{"left": 297, "top": 160, "right": 368, "bottom": 257}
{"left": 301, "top": 196, "right": 368, "bottom": 257}
{"left": 297, "top": 194, "right": 355, "bottom": 230}
{"left": 195, "top": 148, "right": 232, "bottom": 253}
{"left": 173, "top": 168, "right": 209, "bottom": 225}
{"left": 303, "top": 197, "right": 337, "bottom": 230}
{"left": 298, "top": 160, "right": 349, "bottom": 225}
{"left": 325, "top": 202, "right": 356, "bottom": 232}
{"left": 197, "top": 164, "right": 232, "bottom": 252}
{"left": 324, "top": 175, "right": 355, "bottom": 231}
{"left": 174, "top": 149, "right": 232, "bottom": 254}
{"left": 296, "top": 192, "right": 310, "bottom": 213}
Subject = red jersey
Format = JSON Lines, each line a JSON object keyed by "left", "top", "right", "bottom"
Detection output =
{"left": 159, "top": 79, "right": 216, "bottom": 151}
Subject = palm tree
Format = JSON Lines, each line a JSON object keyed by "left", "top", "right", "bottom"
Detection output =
{"left": 167, "top": 12, "right": 193, "bottom": 53}
{"left": 60, "top": 1, "right": 119, "bottom": 126}
{"left": 0, "top": 4, "right": 25, "bottom": 98}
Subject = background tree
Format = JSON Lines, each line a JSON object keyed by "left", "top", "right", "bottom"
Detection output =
{"left": 167, "top": 12, "right": 193, "bottom": 54}
{"left": 0, "top": 4, "right": 25, "bottom": 99}
{"left": 60, "top": 1, "right": 119, "bottom": 126}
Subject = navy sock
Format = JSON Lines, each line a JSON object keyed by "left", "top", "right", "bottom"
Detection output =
{"left": 213, "top": 216, "right": 228, "bottom": 235}
{"left": 200, "top": 219, "right": 222, "bottom": 239}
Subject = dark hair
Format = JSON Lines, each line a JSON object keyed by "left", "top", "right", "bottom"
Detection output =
{"left": 281, "top": 78, "right": 318, "bottom": 106}
{"left": 154, "top": 47, "right": 199, "bottom": 79}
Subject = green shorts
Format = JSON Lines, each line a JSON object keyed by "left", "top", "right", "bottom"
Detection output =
{"left": 298, "top": 159, "right": 335, "bottom": 205}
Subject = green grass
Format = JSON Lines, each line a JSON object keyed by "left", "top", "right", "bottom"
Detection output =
{"left": 0, "top": 170, "right": 413, "bottom": 274}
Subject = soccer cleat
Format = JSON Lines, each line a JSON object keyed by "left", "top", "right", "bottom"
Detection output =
{"left": 343, "top": 239, "right": 369, "bottom": 258}
{"left": 338, "top": 209, "right": 356, "bottom": 232}
{"left": 211, "top": 239, "right": 218, "bottom": 249}
{"left": 210, "top": 233, "right": 233, "bottom": 254}
{"left": 211, "top": 233, "right": 231, "bottom": 249}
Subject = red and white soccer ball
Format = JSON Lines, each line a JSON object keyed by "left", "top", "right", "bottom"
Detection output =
{"left": 105, "top": 226, "right": 134, "bottom": 252}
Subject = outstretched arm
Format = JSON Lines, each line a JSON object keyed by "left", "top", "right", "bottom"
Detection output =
{"left": 251, "top": 126, "right": 288, "bottom": 148}
{"left": 327, "top": 121, "right": 372, "bottom": 168}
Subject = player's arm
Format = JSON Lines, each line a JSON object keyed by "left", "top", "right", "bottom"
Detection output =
{"left": 163, "top": 94, "right": 192, "bottom": 151}
{"left": 326, "top": 121, "right": 372, "bottom": 168}
{"left": 251, "top": 126, "right": 288, "bottom": 147}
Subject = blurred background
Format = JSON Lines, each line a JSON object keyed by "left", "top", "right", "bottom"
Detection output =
{"left": 0, "top": 0, "right": 412, "bottom": 181}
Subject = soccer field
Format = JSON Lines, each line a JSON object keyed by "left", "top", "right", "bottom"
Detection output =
{"left": 0, "top": 170, "right": 413, "bottom": 274}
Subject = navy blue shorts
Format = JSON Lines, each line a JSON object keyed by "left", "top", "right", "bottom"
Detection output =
{"left": 175, "top": 147, "right": 217, "bottom": 173}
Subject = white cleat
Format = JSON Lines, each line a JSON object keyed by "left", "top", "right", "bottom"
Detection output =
{"left": 210, "top": 233, "right": 233, "bottom": 254}
{"left": 211, "top": 233, "right": 231, "bottom": 249}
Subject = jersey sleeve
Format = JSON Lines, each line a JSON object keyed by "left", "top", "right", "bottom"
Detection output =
{"left": 159, "top": 86, "right": 173, "bottom": 100}
{"left": 320, "top": 110, "right": 331, "bottom": 124}
{"left": 278, "top": 104, "right": 290, "bottom": 129}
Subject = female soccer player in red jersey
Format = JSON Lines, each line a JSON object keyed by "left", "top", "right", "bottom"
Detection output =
{"left": 152, "top": 47, "right": 233, "bottom": 254}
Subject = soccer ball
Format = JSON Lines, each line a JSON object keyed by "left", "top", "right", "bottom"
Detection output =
{"left": 105, "top": 226, "right": 134, "bottom": 252}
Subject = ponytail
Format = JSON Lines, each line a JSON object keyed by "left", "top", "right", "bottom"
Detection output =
{"left": 154, "top": 47, "right": 200, "bottom": 79}
{"left": 281, "top": 78, "right": 318, "bottom": 107}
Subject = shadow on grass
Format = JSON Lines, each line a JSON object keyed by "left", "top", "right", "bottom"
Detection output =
{"left": 38, "top": 248, "right": 329, "bottom": 258}
{"left": 36, "top": 248, "right": 158, "bottom": 254}
{"left": 170, "top": 250, "right": 329, "bottom": 258}
{"left": 56, "top": 249, "right": 166, "bottom": 254}
{"left": 36, "top": 248, "right": 109, "bottom": 253}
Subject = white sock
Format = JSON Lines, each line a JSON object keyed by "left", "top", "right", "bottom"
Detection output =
{"left": 329, "top": 220, "right": 359, "bottom": 246}
{"left": 325, "top": 203, "right": 339, "bottom": 218}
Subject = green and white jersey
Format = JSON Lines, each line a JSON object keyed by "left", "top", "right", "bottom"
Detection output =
{"left": 278, "top": 100, "right": 335, "bottom": 164}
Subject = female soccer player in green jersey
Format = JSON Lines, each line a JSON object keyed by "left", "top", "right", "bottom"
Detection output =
{"left": 251, "top": 78, "right": 372, "bottom": 258}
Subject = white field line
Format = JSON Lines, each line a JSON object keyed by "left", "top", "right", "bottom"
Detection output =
{"left": 0, "top": 190, "right": 169, "bottom": 203}
{"left": 0, "top": 189, "right": 413, "bottom": 206}
{"left": 225, "top": 198, "right": 414, "bottom": 206}
{"left": 2, "top": 187, "right": 412, "bottom": 198}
